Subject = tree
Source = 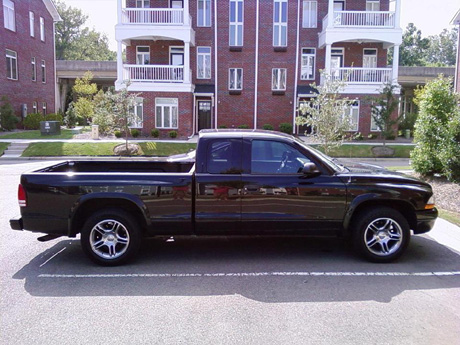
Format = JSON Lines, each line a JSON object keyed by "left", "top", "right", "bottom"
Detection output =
{"left": 0, "top": 96, "right": 19, "bottom": 131}
{"left": 411, "top": 75, "right": 459, "bottom": 176}
{"left": 296, "top": 72, "right": 353, "bottom": 155}
{"left": 370, "top": 83, "right": 400, "bottom": 145}
{"left": 73, "top": 71, "right": 98, "bottom": 125}
{"left": 425, "top": 28, "right": 458, "bottom": 67}
{"left": 55, "top": 0, "right": 116, "bottom": 61}
{"left": 391, "top": 23, "right": 430, "bottom": 66}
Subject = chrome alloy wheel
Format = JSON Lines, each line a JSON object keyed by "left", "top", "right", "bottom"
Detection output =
{"left": 364, "top": 218, "right": 403, "bottom": 256}
{"left": 89, "top": 219, "right": 130, "bottom": 259}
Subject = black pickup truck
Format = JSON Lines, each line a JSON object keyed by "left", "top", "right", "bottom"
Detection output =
{"left": 10, "top": 130, "right": 437, "bottom": 265}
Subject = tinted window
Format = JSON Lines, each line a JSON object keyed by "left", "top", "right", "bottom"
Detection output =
{"left": 251, "top": 140, "right": 311, "bottom": 174}
{"left": 206, "top": 140, "right": 241, "bottom": 174}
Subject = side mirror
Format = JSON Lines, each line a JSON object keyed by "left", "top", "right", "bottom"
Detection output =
{"left": 301, "top": 162, "right": 321, "bottom": 177}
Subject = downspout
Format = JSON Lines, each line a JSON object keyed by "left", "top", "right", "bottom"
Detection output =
{"left": 253, "top": 0, "right": 260, "bottom": 129}
{"left": 292, "top": 0, "right": 301, "bottom": 133}
{"left": 214, "top": 0, "right": 218, "bottom": 128}
{"left": 188, "top": 94, "right": 196, "bottom": 139}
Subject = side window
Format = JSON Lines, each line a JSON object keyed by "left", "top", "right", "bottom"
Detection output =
{"left": 206, "top": 140, "right": 241, "bottom": 174}
{"left": 251, "top": 140, "right": 311, "bottom": 174}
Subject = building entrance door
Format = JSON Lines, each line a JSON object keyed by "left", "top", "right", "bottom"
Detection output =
{"left": 198, "top": 101, "right": 212, "bottom": 131}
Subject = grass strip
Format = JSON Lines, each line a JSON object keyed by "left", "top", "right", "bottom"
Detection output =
{"left": 312, "top": 144, "right": 413, "bottom": 158}
{"left": 0, "top": 129, "right": 78, "bottom": 139}
{"left": 0, "top": 142, "right": 10, "bottom": 156}
{"left": 439, "top": 209, "right": 460, "bottom": 227}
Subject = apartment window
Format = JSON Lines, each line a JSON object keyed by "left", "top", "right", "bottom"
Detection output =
{"left": 42, "top": 102, "right": 47, "bottom": 116}
{"left": 344, "top": 101, "right": 359, "bottom": 131}
{"left": 130, "top": 99, "right": 144, "bottom": 128}
{"left": 41, "top": 60, "right": 46, "bottom": 83}
{"left": 301, "top": 48, "right": 315, "bottom": 80}
{"left": 273, "top": 0, "right": 287, "bottom": 46}
{"left": 136, "top": 46, "right": 150, "bottom": 65}
{"left": 32, "top": 102, "right": 37, "bottom": 113}
{"left": 366, "top": 0, "right": 380, "bottom": 11}
{"left": 155, "top": 98, "right": 178, "bottom": 129}
{"left": 197, "top": 47, "right": 211, "bottom": 79}
{"left": 371, "top": 105, "right": 382, "bottom": 131}
{"left": 136, "top": 0, "right": 150, "bottom": 7}
{"left": 272, "top": 68, "right": 286, "bottom": 91}
{"left": 197, "top": 0, "right": 211, "bottom": 27}
{"left": 31, "top": 57, "right": 36, "bottom": 81}
{"left": 228, "top": 68, "right": 243, "bottom": 90}
{"left": 302, "top": 1, "right": 317, "bottom": 28}
{"left": 363, "top": 48, "right": 377, "bottom": 68}
{"left": 40, "top": 17, "right": 45, "bottom": 41}
{"left": 3, "top": 0, "right": 15, "bottom": 31}
{"left": 6, "top": 49, "right": 17, "bottom": 80}
{"left": 229, "top": 0, "right": 243, "bottom": 46}
{"left": 29, "top": 11, "right": 35, "bottom": 37}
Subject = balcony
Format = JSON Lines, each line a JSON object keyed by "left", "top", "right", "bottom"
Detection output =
{"left": 323, "top": 11, "right": 395, "bottom": 29}
{"left": 325, "top": 67, "right": 394, "bottom": 94}
{"left": 121, "top": 8, "right": 185, "bottom": 25}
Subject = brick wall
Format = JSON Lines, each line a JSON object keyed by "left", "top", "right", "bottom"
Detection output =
{"left": 0, "top": 0, "right": 56, "bottom": 121}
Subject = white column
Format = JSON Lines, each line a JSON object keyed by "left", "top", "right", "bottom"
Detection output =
{"left": 392, "top": 44, "right": 400, "bottom": 84}
{"left": 117, "top": 41, "right": 124, "bottom": 84}
{"left": 327, "top": 0, "right": 334, "bottom": 28}
{"left": 394, "top": 0, "right": 401, "bottom": 28}
{"left": 183, "top": 0, "right": 190, "bottom": 26}
{"left": 325, "top": 44, "right": 332, "bottom": 74}
{"left": 184, "top": 41, "right": 191, "bottom": 84}
{"left": 117, "top": 0, "right": 123, "bottom": 24}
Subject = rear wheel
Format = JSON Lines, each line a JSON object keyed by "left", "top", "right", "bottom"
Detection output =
{"left": 352, "top": 207, "right": 410, "bottom": 263}
{"left": 81, "top": 209, "right": 141, "bottom": 266}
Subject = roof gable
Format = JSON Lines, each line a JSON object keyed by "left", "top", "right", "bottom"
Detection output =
{"left": 42, "top": 0, "right": 62, "bottom": 22}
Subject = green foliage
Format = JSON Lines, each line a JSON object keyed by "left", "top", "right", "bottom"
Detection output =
{"left": 411, "top": 75, "right": 459, "bottom": 176}
{"left": 45, "top": 113, "right": 63, "bottom": 125}
{"left": 370, "top": 83, "right": 401, "bottom": 145}
{"left": 114, "top": 130, "right": 122, "bottom": 138}
{"left": 0, "top": 96, "right": 19, "bottom": 130}
{"left": 440, "top": 115, "right": 460, "bottom": 182}
{"left": 73, "top": 72, "right": 97, "bottom": 98}
{"left": 92, "top": 90, "right": 116, "bottom": 134}
{"left": 73, "top": 98, "right": 93, "bottom": 126}
{"left": 425, "top": 28, "right": 458, "bottom": 67}
{"left": 64, "top": 102, "right": 78, "bottom": 128}
{"left": 151, "top": 129, "right": 159, "bottom": 138}
{"left": 398, "top": 112, "right": 417, "bottom": 132}
{"left": 394, "top": 23, "right": 430, "bottom": 66}
{"left": 354, "top": 132, "right": 364, "bottom": 141}
{"left": 218, "top": 125, "right": 227, "bottom": 129}
{"left": 168, "top": 130, "right": 178, "bottom": 138}
{"left": 279, "top": 122, "right": 293, "bottom": 134}
{"left": 131, "top": 129, "right": 140, "bottom": 138}
{"left": 237, "top": 124, "right": 249, "bottom": 129}
{"left": 262, "top": 124, "right": 274, "bottom": 130}
{"left": 24, "top": 113, "right": 45, "bottom": 130}
{"left": 368, "top": 133, "right": 376, "bottom": 139}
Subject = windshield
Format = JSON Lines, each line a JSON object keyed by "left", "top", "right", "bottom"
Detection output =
{"left": 294, "top": 138, "right": 345, "bottom": 173}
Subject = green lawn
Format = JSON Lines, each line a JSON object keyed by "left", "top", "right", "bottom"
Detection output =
{"left": 22, "top": 142, "right": 197, "bottom": 157}
{"left": 312, "top": 144, "right": 413, "bottom": 158}
{"left": 439, "top": 209, "right": 460, "bottom": 227}
{"left": 0, "top": 142, "right": 10, "bottom": 156}
{"left": 0, "top": 129, "right": 80, "bottom": 139}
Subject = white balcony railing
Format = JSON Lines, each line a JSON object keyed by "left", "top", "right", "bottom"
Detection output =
{"left": 323, "top": 11, "right": 395, "bottom": 29}
{"left": 331, "top": 67, "right": 393, "bottom": 84}
{"left": 123, "top": 65, "right": 185, "bottom": 83}
{"left": 121, "top": 8, "right": 184, "bottom": 25}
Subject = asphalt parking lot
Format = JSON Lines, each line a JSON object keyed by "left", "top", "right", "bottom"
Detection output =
{"left": 1, "top": 161, "right": 459, "bottom": 345}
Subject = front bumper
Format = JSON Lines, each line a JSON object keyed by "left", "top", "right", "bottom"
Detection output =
{"left": 10, "top": 216, "right": 23, "bottom": 231}
{"left": 414, "top": 208, "right": 438, "bottom": 234}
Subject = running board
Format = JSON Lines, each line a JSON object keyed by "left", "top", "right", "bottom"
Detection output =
{"left": 37, "top": 234, "right": 62, "bottom": 242}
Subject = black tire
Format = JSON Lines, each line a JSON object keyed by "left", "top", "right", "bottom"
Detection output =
{"left": 81, "top": 208, "right": 142, "bottom": 266}
{"left": 352, "top": 207, "right": 410, "bottom": 263}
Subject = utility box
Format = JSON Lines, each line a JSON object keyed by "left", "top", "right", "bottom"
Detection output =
{"left": 40, "top": 121, "right": 61, "bottom": 135}
{"left": 91, "top": 125, "right": 99, "bottom": 140}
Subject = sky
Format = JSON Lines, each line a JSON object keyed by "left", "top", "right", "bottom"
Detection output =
{"left": 64, "top": 0, "right": 460, "bottom": 52}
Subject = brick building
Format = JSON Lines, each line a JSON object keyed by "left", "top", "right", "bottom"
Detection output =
{"left": 0, "top": 0, "right": 60, "bottom": 121}
{"left": 115, "top": 0, "right": 402, "bottom": 138}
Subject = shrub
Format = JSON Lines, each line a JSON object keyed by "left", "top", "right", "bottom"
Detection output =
{"left": 114, "top": 130, "right": 122, "bottom": 138}
{"left": 151, "top": 129, "right": 159, "bottom": 138}
{"left": 262, "top": 124, "right": 274, "bottom": 130}
{"left": 168, "top": 130, "right": 178, "bottom": 138}
{"left": 24, "top": 113, "right": 44, "bottom": 130}
{"left": 385, "top": 134, "right": 396, "bottom": 140}
{"left": 218, "top": 125, "right": 227, "bottom": 129}
{"left": 237, "top": 124, "right": 249, "bottom": 129}
{"left": 279, "top": 122, "right": 293, "bottom": 134}
{"left": 440, "top": 114, "right": 460, "bottom": 182}
{"left": 354, "top": 132, "right": 364, "bottom": 141}
{"left": 398, "top": 112, "right": 417, "bottom": 132}
{"left": 45, "top": 113, "right": 63, "bottom": 125}
{"left": 131, "top": 129, "right": 140, "bottom": 138}
{"left": 64, "top": 103, "right": 78, "bottom": 128}
{"left": 0, "top": 96, "right": 19, "bottom": 130}
{"left": 367, "top": 133, "right": 376, "bottom": 139}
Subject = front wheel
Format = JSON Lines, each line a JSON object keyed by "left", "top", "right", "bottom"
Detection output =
{"left": 352, "top": 207, "right": 410, "bottom": 263}
{"left": 81, "top": 209, "right": 141, "bottom": 266}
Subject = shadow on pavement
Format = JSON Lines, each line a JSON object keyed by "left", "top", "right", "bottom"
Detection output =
{"left": 13, "top": 235, "right": 460, "bottom": 303}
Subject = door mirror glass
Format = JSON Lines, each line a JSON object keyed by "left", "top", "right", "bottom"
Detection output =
{"left": 301, "top": 162, "right": 321, "bottom": 176}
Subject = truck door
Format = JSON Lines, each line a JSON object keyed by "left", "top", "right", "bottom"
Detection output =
{"left": 195, "top": 138, "right": 242, "bottom": 234}
{"left": 240, "top": 138, "right": 347, "bottom": 235}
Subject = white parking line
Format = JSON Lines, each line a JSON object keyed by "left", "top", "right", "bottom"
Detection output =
{"left": 38, "top": 271, "right": 460, "bottom": 278}
{"left": 39, "top": 247, "right": 67, "bottom": 268}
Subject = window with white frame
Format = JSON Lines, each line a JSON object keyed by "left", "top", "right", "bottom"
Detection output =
{"left": 32, "top": 102, "right": 37, "bottom": 113}
{"left": 344, "top": 101, "right": 359, "bottom": 131}
{"left": 273, "top": 0, "right": 287, "bottom": 47}
{"left": 29, "top": 11, "right": 35, "bottom": 37}
{"left": 301, "top": 48, "right": 315, "bottom": 80}
{"left": 272, "top": 68, "right": 286, "bottom": 91}
{"left": 197, "top": 47, "right": 211, "bottom": 79}
{"left": 366, "top": 0, "right": 380, "bottom": 11}
{"left": 370, "top": 105, "right": 382, "bottom": 131}
{"left": 130, "top": 99, "right": 144, "bottom": 128}
{"left": 31, "top": 57, "right": 36, "bottom": 81}
{"left": 42, "top": 102, "right": 47, "bottom": 116}
{"left": 41, "top": 60, "right": 46, "bottom": 83}
{"left": 136, "top": 46, "right": 150, "bottom": 65}
{"left": 229, "top": 0, "right": 243, "bottom": 46}
{"left": 40, "top": 17, "right": 45, "bottom": 41}
{"left": 155, "top": 98, "right": 178, "bottom": 129}
{"left": 3, "top": 0, "right": 15, "bottom": 31}
{"left": 197, "top": 0, "right": 211, "bottom": 27}
{"left": 363, "top": 48, "right": 377, "bottom": 68}
{"left": 302, "top": 1, "right": 317, "bottom": 28}
{"left": 228, "top": 68, "right": 243, "bottom": 90}
{"left": 6, "top": 49, "right": 17, "bottom": 80}
{"left": 136, "top": 0, "right": 150, "bottom": 7}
